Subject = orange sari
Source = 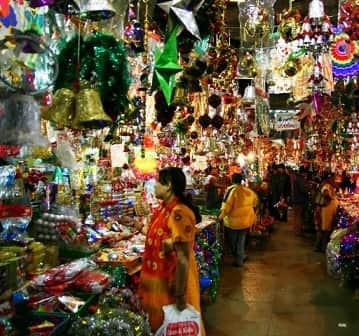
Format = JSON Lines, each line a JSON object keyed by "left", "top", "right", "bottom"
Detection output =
{"left": 139, "top": 198, "right": 205, "bottom": 334}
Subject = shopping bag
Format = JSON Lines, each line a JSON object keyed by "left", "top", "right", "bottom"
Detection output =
{"left": 155, "top": 304, "right": 201, "bottom": 336}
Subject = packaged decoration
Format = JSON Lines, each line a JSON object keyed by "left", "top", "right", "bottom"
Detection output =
{"left": 0, "top": 165, "right": 17, "bottom": 200}
{"left": 0, "top": 94, "right": 48, "bottom": 147}
{"left": 0, "top": 205, "right": 32, "bottom": 240}
{"left": 32, "top": 258, "right": 96, "bottom": 289}
{"left": 71, "top": 270, "right": 111, "bottom": 294}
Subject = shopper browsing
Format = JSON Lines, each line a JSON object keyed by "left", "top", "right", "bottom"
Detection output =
{"left": 218, "top": 173, "right": 258, "bottom": 267}
{"left": 138, "top": 167, "right": 205, "bottom": 334}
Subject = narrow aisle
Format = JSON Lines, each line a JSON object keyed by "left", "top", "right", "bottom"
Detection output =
{"left": 202, "top": 212, "right": 359, "bottom": 336}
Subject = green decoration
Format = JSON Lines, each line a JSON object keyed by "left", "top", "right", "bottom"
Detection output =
{"left": 101, "top": 264, "right": 128, "bottom": 288}
{"left": 194, "top": 35, "right": 210, "bottom": 55}
{"left": 153, "top": 26, "right": 183, "bottom": 105}
{"left": 288, "top": 48, "right": 306, "bottom": 60}
{"left": 52, "top": 166, "right": 64, "bottom": 184}
{"left": 54, "top": 33, "right": 130, "bottom": 119}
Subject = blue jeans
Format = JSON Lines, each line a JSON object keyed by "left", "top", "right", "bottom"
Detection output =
{"left": 224, "top": 227, "right": 248, "bottom": 265}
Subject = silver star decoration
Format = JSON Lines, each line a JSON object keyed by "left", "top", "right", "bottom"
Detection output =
{"left": 157, "top": 0, "right": 203, "bottom": 39}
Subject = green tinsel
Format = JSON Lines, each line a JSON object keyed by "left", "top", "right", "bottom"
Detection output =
{"left": 101, "top": 264, "right": 128, "bottom": 288}
{"left": 54, "top": 33, "right": 130, "bottom": 119}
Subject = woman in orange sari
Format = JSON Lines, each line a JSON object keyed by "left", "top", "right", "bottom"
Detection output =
{"left": 138, "top": 167, "right": 205, "bottom": 334}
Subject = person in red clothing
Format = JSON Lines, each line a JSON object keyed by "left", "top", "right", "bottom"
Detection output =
{"left": 138, "top": 167, "right": 205, "bottom": 334}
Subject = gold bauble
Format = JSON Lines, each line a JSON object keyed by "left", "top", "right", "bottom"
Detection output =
{"left": 248, "top": 66, "right": 258, "bottom": 78}
{"left": 284, "top": 60, "right": 298, "bottom": 77}
{"left": 279, "top": 17, "right": 301, "bottom": 42}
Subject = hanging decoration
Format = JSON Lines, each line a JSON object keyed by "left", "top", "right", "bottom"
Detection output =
{"left": 278, "top": 0, "right": 302, "bottom": 42}
{"left": 152, "top": 25, "right": 183, "bottom": 105}
{"left": 157, "top": 0, "right": 202, "bottom": 39}
{"left": 237, "top": 0, "right": 275, "bottom": 47}
{"left": 338, "top": 0, "right": 359, "bottom": 41}
{"left": 0, "top": 0, "right": 10, "bottom": 17}
{"left": 29, "top": 0, "right": 55, "bottom": 8}
{"left": 330, "top": 32, "right": 359, "bottom": 78}
{"left": 51, "top": 0, "right": 116, "bottom": 20}
{"left": 54, "top": 32, "right": 130, "bottom": 120}
{"left": 0, "top": 31, "right": 58, "bottom": 94}
{"left": 50, "top": 0, "right": 80, "bottom": 15}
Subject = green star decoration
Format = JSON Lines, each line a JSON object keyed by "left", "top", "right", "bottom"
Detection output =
{"left": 153, "top": 26, "right": 183, "bottom": 105}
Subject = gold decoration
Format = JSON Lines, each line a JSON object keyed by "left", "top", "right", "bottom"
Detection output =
{"left": 279, "top": 16, "right": 301, "bottom": 42}
{"left": 42, "top": 88, "right": 76, "bottom": 127}
{"left": 172, "top": 87, "right": 189, "bottom": 105}
{"left": 284, "top": 60, "right": 298, "bottom": 77}
{"left": 73, "top": 88, "right": 112, "bottom": 129}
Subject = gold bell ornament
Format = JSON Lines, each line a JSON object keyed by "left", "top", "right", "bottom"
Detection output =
{"left": 73, "top": 88, "right": 112, "bottom": 129}
{"left": 42, "top": 88, "right": 76, "bottom": 127}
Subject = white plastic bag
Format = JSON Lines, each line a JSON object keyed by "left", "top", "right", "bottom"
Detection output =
{"left": 155, "top": 304, "right": 201, "bottom": 336}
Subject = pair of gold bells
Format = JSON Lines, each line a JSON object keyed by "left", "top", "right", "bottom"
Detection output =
{"left": 42, "top": 88, "right": 112, "bottom": 129}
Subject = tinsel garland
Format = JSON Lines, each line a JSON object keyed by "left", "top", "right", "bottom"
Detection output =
{"left": 333, "top": 206, "right": 352, "bottom": 229}
{"left": 54, "top": 33, "right": 130, "bottom": 119}
{"left": 339, "top": 228, "right": 359, "bottom": 285}
{"left": 67, "top": 306, "right": 151, "bottom": 336}
{"left": 194, "top": 224, "right": 222, "bottom": 302}
{"left": 101, "top": 264, "right": 128, "bottom": 288}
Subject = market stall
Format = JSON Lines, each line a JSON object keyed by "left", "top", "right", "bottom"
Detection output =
{"left": 0, "top": 0, "right": 359, "bottom": 334}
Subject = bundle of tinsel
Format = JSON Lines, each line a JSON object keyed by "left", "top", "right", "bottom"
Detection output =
{"left": 333, "top": 206, "right": 352, "bottom": 229}
{"left": 339, "top": 222, "right": 359, "bottom": 286}
{"left": 194, "top": 224, "right": 222, "bottom": 302}
{"left": 54, "top": 33, "right": 130, "bottom": 120}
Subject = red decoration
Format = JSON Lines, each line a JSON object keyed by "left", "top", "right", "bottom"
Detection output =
{"left": 0, "top": 0, "right": 10, "bottom": 18}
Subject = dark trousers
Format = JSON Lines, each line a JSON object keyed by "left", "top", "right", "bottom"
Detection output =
{"left": 224, "top": 227, "right": 248, "bottom": 265}
{"left": 315, "top": 230, "right": 331, "bottom": 252}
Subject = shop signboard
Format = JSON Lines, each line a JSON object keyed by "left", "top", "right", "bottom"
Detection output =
{"left": 272, "top": 110, "right": 300, "bottom": 132}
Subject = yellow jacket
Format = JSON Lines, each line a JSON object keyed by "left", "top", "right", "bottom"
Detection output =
{"left": 320, "top": 183, "right": 339, "bottom": 231}
{"left": 221, "top": 185, "right": 258, "bottom": 230}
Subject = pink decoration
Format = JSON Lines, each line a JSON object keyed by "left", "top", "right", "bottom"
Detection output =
{"left": 312, "top": 92, "right": 323, "bottom": 115}
{"left": 29, "top": 0, "right": 55, "bottom": 8}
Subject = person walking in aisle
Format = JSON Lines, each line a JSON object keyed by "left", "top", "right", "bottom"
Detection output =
{"left": 270, "top": 163, "right": 291, "bottom": 221}
{"left": 292, "top": 166, "right": 309, "bottom": 236}
{"left": 314, "top": 173, "right": 339, "bottom": 252}
{"left": 218, "top": 173, "right": 258, "bottom": 267}
{"left": 137, "top": 167, "right": 205, "bottom": 334}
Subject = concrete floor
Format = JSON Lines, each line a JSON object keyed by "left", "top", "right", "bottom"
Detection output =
{"left": 202, "top": 213, "right": 359, "bottom": 336}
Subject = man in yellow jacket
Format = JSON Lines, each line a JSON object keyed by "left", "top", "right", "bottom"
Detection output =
{"left": 218, "top": 173, "right": 258, "bottom": 267}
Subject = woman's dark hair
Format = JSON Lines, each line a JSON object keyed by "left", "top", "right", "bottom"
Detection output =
{"left": 158, "top": 167, "right": 201, "bottom": 223}
{"left": 231, "top": 173, "right": 243, "bottom": 184}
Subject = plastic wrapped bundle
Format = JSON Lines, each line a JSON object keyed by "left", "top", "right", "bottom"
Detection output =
{"left": 0, "top": 94, "right": 48, "bottom": 146}
{"left": 326, "top": 228, "right": 348, "bottom": 279}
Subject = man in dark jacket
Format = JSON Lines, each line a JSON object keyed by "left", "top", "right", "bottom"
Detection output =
{"left": 292, "top": 167, "right": 309, "bottom": 235}
{"left": 270, "top": 163, "right": 291, "bottom": 221}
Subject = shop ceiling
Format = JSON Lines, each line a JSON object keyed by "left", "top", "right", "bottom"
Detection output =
{"left": 225, "top": 0, "right": 339, "bottom": 43}
{"left": 147, "top": 1, "right": 340, "bottom": 45}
